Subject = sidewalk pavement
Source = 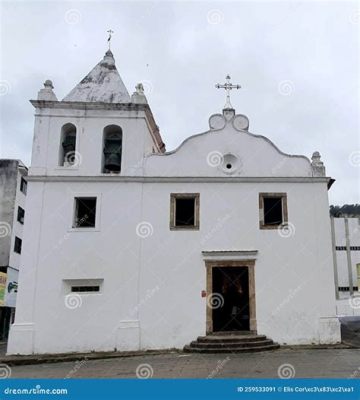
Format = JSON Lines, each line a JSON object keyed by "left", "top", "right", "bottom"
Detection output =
{"left": 0, "top": 343, "right": 354, "bottom": 367}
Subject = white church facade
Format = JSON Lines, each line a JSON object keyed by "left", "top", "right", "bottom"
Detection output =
{"left": 7, "top": 49, "right": 341, "bottom": 355}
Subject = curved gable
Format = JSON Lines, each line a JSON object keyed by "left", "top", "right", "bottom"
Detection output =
{"left": 144, "top": 111, "right": 313, "bottom": 178}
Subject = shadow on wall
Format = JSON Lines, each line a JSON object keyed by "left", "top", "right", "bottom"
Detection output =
{"left": 339, "top": 316, "right": 360, "bottom": 347}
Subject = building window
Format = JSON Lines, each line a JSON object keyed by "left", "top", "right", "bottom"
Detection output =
{"left": 102, "top": 125, "right": 122, "bottom": 173}
{"left": 338, "top": 286, "right": 359, "bottom": 292}
{"left": 60, "top": 123, "right": 77, "bottom": 166}
{"left": 170, "top": 193, "right": 200, "bottom": 230}
{"left": 64, "top": 279, "right": 103, "bottom": 294}
{"left": 20, "top": 177, "right": 27, "bottom": 195}
{"left": 17, "top": 206, "right": 25, "bottom": 224}
{"left": 73, "top": 197, "right": 97, "bottom": 228}
{"left": 336, "top": 246, "right": 360, "bottom": 251}
{"left": 14, "top": 237, "right": 22, "bottom": 254}
{"left": 71, "top": 286, "right": 100, "bottom": 293}
{"left": 259, "top": 193, "right": 288, "bottom": 229}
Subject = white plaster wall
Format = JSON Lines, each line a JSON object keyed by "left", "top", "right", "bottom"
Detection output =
{"left": 139, "top": 181, "right": 338, "bottom": 348}
{"left": 9, "top": 180, "right": 145, "bottom": 354}
{"left": 8, "top": 107, "right": 340, "bottom": 354}
{"left": 8, "top": 179, "right": 339, "bottom": 354}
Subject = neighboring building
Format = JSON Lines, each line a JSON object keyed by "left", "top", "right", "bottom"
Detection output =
{"left": 330, "top": 206, "right": 360, "bottom": 315}
{"left": 0, "top": 159, "right": 27, "bottom": 339}
{"left": 7, "top": 48, "right": 340, "bottom": 355}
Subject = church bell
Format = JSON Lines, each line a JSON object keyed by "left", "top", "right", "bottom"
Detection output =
{"left": 62, "top": 134, "right": 76, "bottom": 153}
{"left": 104, "top": 153, "right": 121, "bottom": 172}
{"left": 104, "top": 139, "right": 122, "bottom": 172}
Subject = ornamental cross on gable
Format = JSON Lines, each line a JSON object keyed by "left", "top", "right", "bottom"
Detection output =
{"left": 215, "top": 75, "right": 241, "bottom": 110}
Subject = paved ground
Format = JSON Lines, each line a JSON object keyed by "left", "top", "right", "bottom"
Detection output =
{"left": 0, "top": 342, "right": 6, "bottom": 357}
{"left": 7, "top": 348, "right": 360, "bottom": 378}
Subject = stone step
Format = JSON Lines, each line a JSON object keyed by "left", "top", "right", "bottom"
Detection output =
{"left": 208, "top": 330, "right": 255, "bottom": 336}
{"left": 183, "top": 343, "right": 280, "bottom": 353}
{"left": 189, "top": 339, "right": 275, "bottom": 348}
{"left": 184, "top": 332, "right": 280, "bottom": 354}
{"left": 197, "top": 335, "right": 267, "bottom": 343}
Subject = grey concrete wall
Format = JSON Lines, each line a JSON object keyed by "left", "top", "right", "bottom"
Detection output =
{"left": 0, "top": 160, "right": 19, "bottom": 267}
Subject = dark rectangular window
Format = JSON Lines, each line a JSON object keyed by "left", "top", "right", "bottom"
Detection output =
{"left": 338, "top": 286, "right": 359, "bottom": 292}
{"left": 259, "top": 193, "right": 287, "bottom": 229}
{"left": 73, "top": 197, "right": 97, "bottom": 228}
{"left": 336, "top": 246, "right": 360, "bottom": 251}
{"left": 20, "top": 178, "right": 27, "bottom": 195}
{"left": 71, "top": 286, "right": 100, "bottom": 293}
{"left": 176, "top": 198, "right": 195, "bottom": 226}
{"left": 170, "top": 193, "right": 200, "bottom": 230}
{"left": 14, "top": 237, "right": 22, "bottom": 254}
{"left": 17, "top": 206, "right": 25, "bottom": 224}
{"left": 264, "top": 197, "right": 283, "bottom": 225}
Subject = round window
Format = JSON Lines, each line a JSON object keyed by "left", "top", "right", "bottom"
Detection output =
{"left": 221, "top": 153, "right": 242, "bottom": 175}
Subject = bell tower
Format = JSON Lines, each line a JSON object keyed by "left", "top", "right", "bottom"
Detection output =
{"left": 30, "top": 47, "right": 165, "bottom": 177}
{"left": 7, "top": 46, "right": 166, "bottom": 355}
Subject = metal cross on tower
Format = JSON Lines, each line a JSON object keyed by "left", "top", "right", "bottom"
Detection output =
{"left": 107, "top": 29, "right": 114, "bottom": 50}
{"left": 215, "top": 75, "right": 241, "bottom": 110}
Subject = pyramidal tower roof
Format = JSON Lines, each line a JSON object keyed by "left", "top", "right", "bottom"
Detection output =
{"left": 62, "top": 50, "right": 131, "bottom": 103}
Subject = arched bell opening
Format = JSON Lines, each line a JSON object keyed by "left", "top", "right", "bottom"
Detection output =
{"left": 59, "top": 123, "right": 77, "bottom": 166}
{"left": 102, "top": 125, "right": 122, "bottom": 173}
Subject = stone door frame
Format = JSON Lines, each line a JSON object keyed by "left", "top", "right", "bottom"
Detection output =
{"left": 204, "top": 260, "right": 256, "bottom": 335}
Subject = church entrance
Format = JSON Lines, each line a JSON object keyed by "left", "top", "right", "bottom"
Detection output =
{"left": 204, "top": 259, "right": 257, "bottom": 334}
{"left": 212, "top": 267, "right": 249, "bottom": 332}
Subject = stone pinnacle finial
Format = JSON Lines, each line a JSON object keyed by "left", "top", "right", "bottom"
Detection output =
{"left": 136, "top": 83, "right": 144, "bottom": 94}
{"left": 37, "top": 79, "right": 58, "bottom": 101}
{"left": 131, "top": 83, "right": 147, "bottom": 104}
{"left": 311, "top": 151, "right": 326, "bottom": 177}
{"left": 44, "top": 80, "right": 54, "bottom": 89}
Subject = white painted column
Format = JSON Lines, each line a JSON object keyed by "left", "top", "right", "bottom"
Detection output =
{"left": 344, "top": 218, "right": 354, "bottom": 295}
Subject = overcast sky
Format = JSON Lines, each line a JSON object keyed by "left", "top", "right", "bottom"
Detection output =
{"left": 0, "top": 0, "right": 359, "bottom": 205}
